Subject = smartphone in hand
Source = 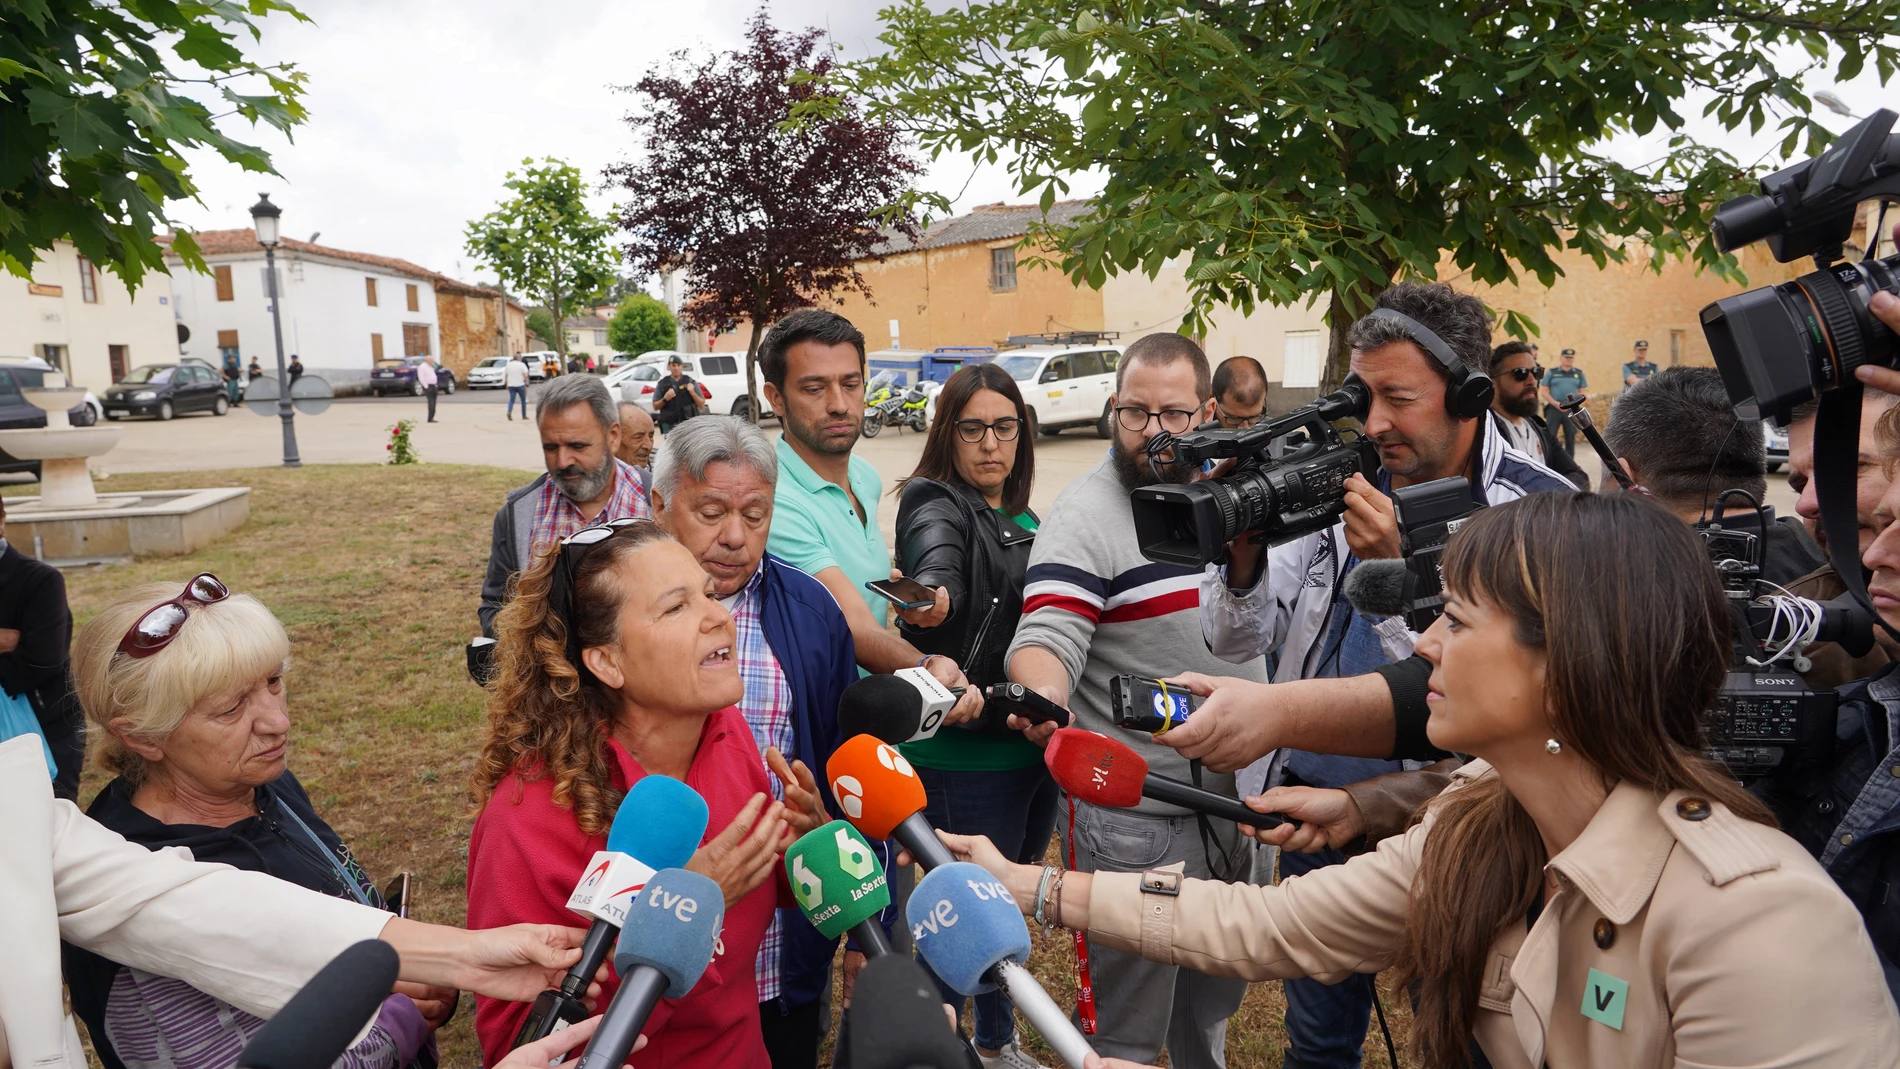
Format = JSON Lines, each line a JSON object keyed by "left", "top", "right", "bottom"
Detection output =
{"left": 382, "top": 872, "right": 412, "bottom": 918}
{"left": 866, "top": 576, "right": 937, "bottom": 610}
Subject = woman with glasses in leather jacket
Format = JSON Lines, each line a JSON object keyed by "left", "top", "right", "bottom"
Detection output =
{"left": 893, "top": 362, "right": 1054, "bottom": 1069}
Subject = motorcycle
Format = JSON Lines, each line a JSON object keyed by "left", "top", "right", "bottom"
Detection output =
{"left": 861, "top": 372, "right": 935, "bottom": 437}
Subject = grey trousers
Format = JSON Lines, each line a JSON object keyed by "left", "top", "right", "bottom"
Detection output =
{"left": 1059, "top": 798, "right": 1254, "bottom": 1069}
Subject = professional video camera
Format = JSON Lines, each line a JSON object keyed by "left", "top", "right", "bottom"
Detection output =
{"left": 1701, "top": 107, "right": 1900, "bottom": 424}
{"left": 1131, "top": 380, "right": 1376, "bottom": 567}
{"left": 1696, "top": 490, "right": 1877, "bottom": 779}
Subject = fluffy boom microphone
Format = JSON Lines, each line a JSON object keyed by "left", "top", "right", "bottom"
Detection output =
{"left": 236, "top": 940, "right": 400, "bottom": 1069}
{"left": 514, "top": 774, "right": 710, "bottom": 1048}
{"left": 785, "top": 819, "right": 894, "bottom": 956}
{"left": 826, "top": 733, "right": 957, "bottom": 871}
{"left": 573, "top": 868, "right": 725, "bottom": 1069}
{"left": 1045, "top": 728, "right": 1285, "bottom": 829}
{"left": 907, "top": 863, "right": 1094, "bottom": 1069}
{"left": 836, "top": 670, "right": 959, "bottom": 744}
{"left": 1342, "top": 557, "right": 1411, "bottom": 618}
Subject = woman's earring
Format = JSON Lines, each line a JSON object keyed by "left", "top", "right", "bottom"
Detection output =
{"left": 1545, "top": 738, "right": 1563, "bottom": 755}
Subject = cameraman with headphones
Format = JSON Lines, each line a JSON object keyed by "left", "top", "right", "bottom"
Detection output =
{"left": 1196, "top": 281, "right": 1572, "bottom": 1069}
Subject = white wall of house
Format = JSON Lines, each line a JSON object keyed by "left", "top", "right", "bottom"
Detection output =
{"left": 168, "top": 249, "right": 440, "bottom": 393}
{"left": 1099, "top": 258, "right": 1328, "bottom": 387}
{"left": 1, "top": 241, "right": 181, "bottom": 390}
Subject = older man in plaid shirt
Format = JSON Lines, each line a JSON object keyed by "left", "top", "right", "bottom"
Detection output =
{"left": 650, "top": 416, "right": 872, "bottom": 1069}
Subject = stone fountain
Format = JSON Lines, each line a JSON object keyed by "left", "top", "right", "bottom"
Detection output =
{"left": 1, "top": 372, "right": 250, "bottom": 565}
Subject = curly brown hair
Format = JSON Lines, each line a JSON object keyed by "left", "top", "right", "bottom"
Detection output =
{"left": 472, "top": 521, "right": 674, "bottom": 836}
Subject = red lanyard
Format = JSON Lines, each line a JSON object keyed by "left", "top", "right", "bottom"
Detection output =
{"left": 1066, "top": 793, "right": 1098, "bottom": 1034}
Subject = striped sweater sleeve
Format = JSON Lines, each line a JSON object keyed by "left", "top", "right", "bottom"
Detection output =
{"left": 1011, "top": 553, "right": 1112, "bottom": 693}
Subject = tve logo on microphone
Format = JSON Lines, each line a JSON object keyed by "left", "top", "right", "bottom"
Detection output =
{"left": 643, "top": 881, "right": 703, "bottom": 923}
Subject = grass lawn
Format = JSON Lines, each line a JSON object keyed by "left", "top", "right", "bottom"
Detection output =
{"left": 25, "top": 464, "right": 1416, "bottom": 1069}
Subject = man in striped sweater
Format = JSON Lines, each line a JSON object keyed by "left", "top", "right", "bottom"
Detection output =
{"left": 1005, "top": 333, "right": 1269, "bottom": 1069}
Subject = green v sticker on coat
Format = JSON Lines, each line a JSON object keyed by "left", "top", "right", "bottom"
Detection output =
{"left": 1581, "top": 968, "right": 1629, "bottom": 1030}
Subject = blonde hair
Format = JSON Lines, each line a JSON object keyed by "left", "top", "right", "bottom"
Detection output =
{"left": 72, "top": 582, "right": 291, "bottom": 786}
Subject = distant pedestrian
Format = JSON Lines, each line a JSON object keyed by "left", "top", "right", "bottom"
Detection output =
{"left": 247, "top": 357, "right": 263, "bottom": 381}
{"left": 584, "top": 354, "right": 596, "bottom": 374}
{"left": 1540, "top": 347, "right": 1588, "bottom": 457}
{"left": 567, "top": 355, "right": 583, "bottom": 375}
{"left": 1623, "top": 339, "right": 1658, "bottom": 387}
{"left": 504, "top": 354, "right": 530, "bottom": 421}
{"left": 0, "top": 496, "right": 84, "bottom": 800}
{"left": 655, "top": 355, "right": 706, "bottom": 433}
{"left": 418, "top": 358, "right": 439, "bottom": 423}
{"left": 221, "top": 358, "right": 242, "bottom": 404}
{"left": 287, "top": 355, "right": 304, "bottom": 384}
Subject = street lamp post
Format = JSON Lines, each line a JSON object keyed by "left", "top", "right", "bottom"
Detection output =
{"left": 250, "top": 193, "right": 300, "bottom": 467}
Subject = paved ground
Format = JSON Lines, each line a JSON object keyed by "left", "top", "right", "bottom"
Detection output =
{"left": 65, "top": 383, "right": 1797, "bottom": 547}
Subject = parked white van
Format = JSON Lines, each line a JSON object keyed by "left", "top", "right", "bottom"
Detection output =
{"left": 605, "top": 351, "right": 772, "bottom": 421}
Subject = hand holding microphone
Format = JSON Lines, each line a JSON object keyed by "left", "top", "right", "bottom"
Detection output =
{"left": 573, "top": 868, "right": 725, "bottom": 1069}
{"left": 1045, "top": 728, "right": 1290, "bottom": 831}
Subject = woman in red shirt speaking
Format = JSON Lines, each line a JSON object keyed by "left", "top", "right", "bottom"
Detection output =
{"left": 467, "top": 520, "right": 827, "bottom": 1068}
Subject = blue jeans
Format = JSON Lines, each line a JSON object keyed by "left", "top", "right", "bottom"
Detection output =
{"left": 916, "top": 762, "right": 1061, "bottom": 1051}
{"left": 506, "top": 385, "right": 528, "bottom": 418}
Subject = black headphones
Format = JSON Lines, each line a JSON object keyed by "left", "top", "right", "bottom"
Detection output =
{"left": 1365, "top": 308, "right": 1494, "bottom": 420}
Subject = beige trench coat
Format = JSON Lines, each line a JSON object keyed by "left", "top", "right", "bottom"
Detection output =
{"left": 1086, "top": 761, "right": 1900, "bottom": 1068}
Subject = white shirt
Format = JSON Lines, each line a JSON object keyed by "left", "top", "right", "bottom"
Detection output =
{"left": 1497, "top": 413, "right": 1545, "bottom": 462}
{"left": 503, "top": 359, "right": 528, "bottom": 388}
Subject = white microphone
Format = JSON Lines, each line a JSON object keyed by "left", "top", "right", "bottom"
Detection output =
{"left": 836, "top": 669, "right": 959, "bottom": 744}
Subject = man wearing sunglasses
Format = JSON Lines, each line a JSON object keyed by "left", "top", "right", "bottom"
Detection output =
{"left": 1488, "top": 341, "right": 1588, "bottom": 488}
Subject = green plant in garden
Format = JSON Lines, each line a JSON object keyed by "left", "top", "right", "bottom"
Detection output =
{"left": 465, "top": 159, "right": 618, "bottom": 362}
{"left": 608, "top": 292, "right": 678, "bottom": 356}
{"left": 525, "top": 307, "right": 556, "bottom": 349}
{"left": 845, "top": 0, "right": 1900, "bottom": 385}
{"left": 386, "top": 419, "right": 418, "bottom": 465}
{"left": 2, "top": 0, "right": 311, "bottom": 288}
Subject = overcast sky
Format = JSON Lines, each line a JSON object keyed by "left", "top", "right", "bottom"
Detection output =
{"left": 166, "top": 0, "right": 1895, "bottom": 286}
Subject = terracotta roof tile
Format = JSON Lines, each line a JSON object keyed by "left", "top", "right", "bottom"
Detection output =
{"left": 876, "top": 200, "right": 1095, "bottom": 254}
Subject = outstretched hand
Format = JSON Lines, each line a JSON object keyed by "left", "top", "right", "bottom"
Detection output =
{"left": 767, "top": 748, "right": 828, "bottom": 836}
{"left": 687, "top": 793, "right": 791, "bottom": 906}
{"left": 1240, "top": 787, "right": 1366, "bottom": 852}
{"left": 1149, "top": 672, "right": 1278, "bottom": 773}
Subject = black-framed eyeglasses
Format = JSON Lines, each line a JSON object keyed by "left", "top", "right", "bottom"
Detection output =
{"left": 117, "top": 573, "right": 230, "bottom": 658}
{"left": 1214, "top": 403, "right": 1265, "bottom": 429}
{"left": 1114, "top": 406, "right": 1199, "bottom": 435}
{"left": 954, "top": 417, "right": 1022, "bottom": 444}
{"left": 1505, "top": 365, "right": 1544, "bottom": 383}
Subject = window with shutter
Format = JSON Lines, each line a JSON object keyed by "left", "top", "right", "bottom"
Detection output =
{"left": 406, "top": 283, "right": 419, "bottom": 312}
{"left": 109, "top": 345, "right": 129, "bottom": 381}
{"left": 217, "top": 330, "right": 239, "bottom": 350}
{"left": 989, "top": 247, "right": 1018, "bottom": 292}
{"left": 78, "top": 257, "right": 99, "bottom": 303}
{"left": 366, "top": 278, "right": 379, "bottom": 306}
{"left": 214, "top": 266, "right": 234, "bottom": 301}
{"left": 403, "top": 323, "right": 431, "bottom": 356}
{"left": 371, "top": 333, "right": 384, "bottom": 359}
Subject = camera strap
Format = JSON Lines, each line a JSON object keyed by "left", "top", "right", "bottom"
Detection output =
{"left": 1813, "top": 383, "right": 1900, "bottom": 642}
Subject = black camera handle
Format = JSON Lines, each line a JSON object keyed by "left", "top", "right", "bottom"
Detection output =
{"left": 1813, "top": 382, "right": 1900, "bottom": 643}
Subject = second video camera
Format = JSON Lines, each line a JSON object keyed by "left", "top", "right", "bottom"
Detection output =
{"left": 1131, "top": 381, "right": 1377, "bottom": 568}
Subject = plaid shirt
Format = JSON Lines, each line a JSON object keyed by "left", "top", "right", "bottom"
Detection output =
{"left": 722, "top": 563, "right": 797, "bottom": 1002}
{"left": 527, "top": 459, "right": 650, "bottom": 559}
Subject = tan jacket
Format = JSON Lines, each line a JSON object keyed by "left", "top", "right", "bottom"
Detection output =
{"left": 1088, "top": 761, "right": 1900, "bottom": 1068}
{"left": 0, "top": 735, "right": 392, "bottom": 1069}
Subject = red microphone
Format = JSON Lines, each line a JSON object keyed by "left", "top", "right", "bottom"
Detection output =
{"left": 825, "top": 734, "right": 958, "bottom": 870}
{"left": 1044, "top": 728, "right": 1285, "bottom": 828}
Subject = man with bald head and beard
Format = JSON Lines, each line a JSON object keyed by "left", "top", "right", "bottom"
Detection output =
{"left": 477, "top": 374, "right": 650, "bottom": 636}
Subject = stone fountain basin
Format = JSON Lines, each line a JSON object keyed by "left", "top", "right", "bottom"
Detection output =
{"left": 22, "top": 386, "right": 90, "bottom": 413}
{"left": 0, "top": 426, "right": 121, "bottom": 459}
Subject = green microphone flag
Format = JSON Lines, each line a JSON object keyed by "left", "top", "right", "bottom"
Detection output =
{"left": 785, "top": 819, "right": 890, "bottom": 938}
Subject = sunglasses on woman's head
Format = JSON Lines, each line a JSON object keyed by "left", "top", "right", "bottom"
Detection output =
{"left": 1506, "top": 365, "right": 1544, "bottom": 382}
{"left": 117, "top": 573, "right": 230, "bottom": 658}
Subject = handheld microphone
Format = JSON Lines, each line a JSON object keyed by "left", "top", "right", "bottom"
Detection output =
{"left": 848, "top": 953, "right": 978, "bottom": 1069}
{"left": 1342, "top": 557, "right": 1411, "bottom": 618}
{"left": 1045, "top": 728, "right": 1284, "bottom": 829}
{"left": 236, "top": 940, "right": 400, "bottom": 1069}
{"left": 907, "top": 863, "right": 1094, "bottom": 1069}
{"left": 826, "top": 733, "right": 957, "bottom": 870}
{"left": 837, "top": 669, "right": 959, "bottom": 744}
{"left": 573, "top": 868, "right": 725, "bottom": 1069}
{"left": 514, "top": 775, "right": 711, "bottom": 1049}
{"left": 784, "top": 820, "right": 895, "bottom": 956}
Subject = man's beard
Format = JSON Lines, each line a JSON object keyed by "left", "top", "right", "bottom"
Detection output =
{"left": 1501, "top": 389, "right": 1540, "bottom": 419}
{"left": 554, "top": 454, "right": 615, "bottom": 503}
{"left": 785, "top": 403, "right": 860, "bottom": 456}
{"left": 1111, "top": 435, "right": 1199, "bottom": 491}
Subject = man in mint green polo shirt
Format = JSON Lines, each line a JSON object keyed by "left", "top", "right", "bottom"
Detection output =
{"left": 759, "top": 308, "right": 984, "bottom": 723}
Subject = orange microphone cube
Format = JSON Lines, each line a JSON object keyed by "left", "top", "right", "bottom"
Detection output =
{"left": 826, "top": 733, "right": 928, "bottom": 840}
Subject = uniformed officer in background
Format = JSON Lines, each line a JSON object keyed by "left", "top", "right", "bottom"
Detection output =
{"left": 1540, "top": 347, "right": 1588, "bottom": 457}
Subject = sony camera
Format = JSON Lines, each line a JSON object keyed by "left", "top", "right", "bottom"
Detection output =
{"left": 1701, "top": 107, "right": 1900, "bottom": 423}
{"left": 1131, "top": 381, "right": 1377, "bottom": 567}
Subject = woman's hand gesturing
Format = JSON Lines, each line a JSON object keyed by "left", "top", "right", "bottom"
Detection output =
{"left": 767, "top": 747, "right": 828, "bottom": 836}
{"left": 686, "top": 793, "right": 791, "bottom": 906}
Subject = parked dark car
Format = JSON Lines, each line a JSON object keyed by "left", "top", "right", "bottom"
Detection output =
{"left": 370, "top": 357, "right": 457, "bottom": 397}
{"left": 0, "top": 358, "right": 98, "bottom": 477}
{"left": 100, "top": 363, "right": 230, "bottom": 420}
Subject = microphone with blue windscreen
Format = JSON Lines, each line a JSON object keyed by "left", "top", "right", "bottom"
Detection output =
{"left": 574, "top": 867, "right": 725, "bottom": 1069}
{"left": 512, "top": 775, "right": 711, "bottom": 1049}
{"left": 907, "top": 863, "right": 1095, "bottom": 1069}
{"left": 236, "top": 940, "right": 400, "bottom": 1069}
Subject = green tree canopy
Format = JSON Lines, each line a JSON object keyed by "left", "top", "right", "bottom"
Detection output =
{"left": 2, "top": 0, "right": 311, "bottom": 288}
{"left": 848, "top": 0, "right": 1900, "bottom": 384}
{"left": 608, "top": 292, "right": 677, "bottom": 355}
{"left": 525, "top": 307, "right": 556, "bottom": 348}
{"left": 465, "top": 158, "right": 617, "bottom": 359}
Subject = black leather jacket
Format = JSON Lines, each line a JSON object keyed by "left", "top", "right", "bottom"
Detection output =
{"left": 895, "top": 477, "right": 1036, "bottom": 731}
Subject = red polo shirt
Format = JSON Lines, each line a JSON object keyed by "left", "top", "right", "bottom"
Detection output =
{"left": 467, "top": 706, "right": 779, "bottom": 1069}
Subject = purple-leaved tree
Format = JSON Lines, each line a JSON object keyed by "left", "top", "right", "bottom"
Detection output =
{"left": 606, "top": 9, "right": 923, "bottom": 422}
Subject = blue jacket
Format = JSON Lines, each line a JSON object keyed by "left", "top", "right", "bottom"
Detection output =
{"left": 754, "top": 553, "right": 896, "bottom": 1012}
